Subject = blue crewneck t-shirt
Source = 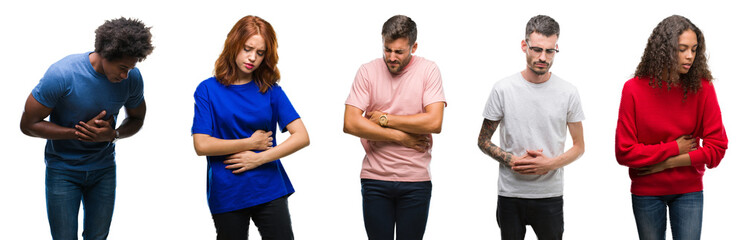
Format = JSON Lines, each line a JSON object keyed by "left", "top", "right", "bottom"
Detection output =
{"left": 192, "top": 77, "right": 299, "bottom": 214}
{"left": 32, "top": 52, "right": 144, "bottom": 171}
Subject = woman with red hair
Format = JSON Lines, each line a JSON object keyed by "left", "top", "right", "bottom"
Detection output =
{"left": 191, "top": 15, "right": 309, "bottom": 239}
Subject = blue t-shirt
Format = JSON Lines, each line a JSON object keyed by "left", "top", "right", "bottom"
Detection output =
{"left": 191, "top": 77, "right": 300, "bottom": 214}
{"left": 32, "top": 52, "right": 144, "bottom": 171}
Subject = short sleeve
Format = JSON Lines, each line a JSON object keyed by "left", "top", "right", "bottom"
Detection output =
{"left": 567, "top": 87, "right": 585, "bottom": 123}
{"left": 423, "top": 62, "right": 446, "bottom": 107}
{"left": 272, "top": 85, "right": 300, "bottom": 133}
{"left": 124, "top": 68, "right": 145, "bottom": 109}
{"left": 32, "top": 66, "right": 69, "bottom": 109}
{"left": 482, "top": 83, "right": 504, "bottom": 121}
{"left": 345, "top": 65, "right": 371, "bottom": 111}
{"left": 192, "top": 81, "right": 214, "bottom": 136}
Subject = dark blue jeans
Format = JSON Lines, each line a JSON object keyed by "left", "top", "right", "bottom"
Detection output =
{"left": 46, "top": 166, "right": 116, "bottom": 240}
{"left": 632, "top": 191, "right": 703, "bottom": 240}
{"left": 497, "top": 195, "right": 564, "bottom": 240}
{"left": 211, "top": 195, "right": 293, "bottom": 240}
{"left": 361, "top": 179, "right": 432, "bottom": 240}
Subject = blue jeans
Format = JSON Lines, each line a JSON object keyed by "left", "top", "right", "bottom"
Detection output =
{"left": 361, "top": 179, "right": 432, "bottom": 240}
{"left": 46, "top": 166, "right": 116, "bottom": 240}
{"left": 632, "top": 191, "right": 703, "bottom": 240}
{"left": 211, "top": 195, "right": 293, "bottom": 240}
{"left": 497, "top": 196, "right": 564, "bottom": 240}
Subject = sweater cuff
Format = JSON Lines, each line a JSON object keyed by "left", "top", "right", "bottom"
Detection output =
{"left": 663, "top": 140, "right": 680, "bottom": 160}
{"left": 688, "top": 150, "right": 705, "bottom": 167}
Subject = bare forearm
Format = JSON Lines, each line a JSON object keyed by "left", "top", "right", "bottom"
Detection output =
{"left": 386, "top": 102, "right": 444, "bottom": 134}
{"left": 344, "top": 106, "right": 402, "bottom": 142}
{"left": 256, "top": 129, "right": 309, "bottom": 164}
{"left": 386, "top": 114, "right": 441, "bottom": 134}
{"left": 552, "top": 143, "right": 585, "bottom": 169}
{"left": 552, "top": 121, "right": 585, "bottom": 168}
{"left": 115, "top": 117, "right": 143, "bottom": 139}
{"left": 20, "top": 120, "right": 77, "bottom": 140}
{"left": 477, "top": 119, "right": 513, "bottom": 166}
{"left": 193, "top": 134, "right": 258, "bottom": 156}
{"left": 478, "top": 140, "right": 515, "bottom": 167}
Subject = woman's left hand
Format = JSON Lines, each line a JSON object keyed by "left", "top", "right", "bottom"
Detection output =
{"left": 224, "top": 150, "right": 266, "bottom": 174}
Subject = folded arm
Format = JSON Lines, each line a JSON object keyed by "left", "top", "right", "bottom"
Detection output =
{"left": 224, "top": 119, "right": 310, "bottom": 174}
{"left": 366, "top": 102, "right": 445, "bottom": 134}
{"left": 20, "top": 93, "right": 77, "bottom": 140}
{"left": 343, "top": 105, "right": 428, "bottom": 152}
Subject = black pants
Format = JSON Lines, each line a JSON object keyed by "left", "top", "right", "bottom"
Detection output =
{"left": 497, "top": 195, "right": 564, "bottom": 240}
{"left": 211, "top": 195, "right": 293, "bottom": 240}
{"left": 361, "top": 179, "right": 432, "bottom": 240}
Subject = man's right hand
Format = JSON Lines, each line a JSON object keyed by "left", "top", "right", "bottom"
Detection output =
{"left": 398, "top": 131, "right": 429, "bottom": 153}
{"left": 248, "top": 130, "right": 273, "bottom": 150}
{"left": 75, "top": 110, "right": 116, "bottom": 142}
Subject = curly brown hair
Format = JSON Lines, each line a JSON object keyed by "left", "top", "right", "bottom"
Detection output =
{"left": 215, "top": 15, "right": 279, "bottom": 93}
{"left": 634, "top": 15, "right": 712, "bottom": 98}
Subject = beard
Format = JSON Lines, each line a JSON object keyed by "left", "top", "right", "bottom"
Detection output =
{"left": 528, "top": 61, "right": 550, "bottom": 75}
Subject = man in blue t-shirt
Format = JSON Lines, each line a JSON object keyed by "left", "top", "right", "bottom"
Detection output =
{"left": 19, "top": 17, "right": 154, "bottom": 240}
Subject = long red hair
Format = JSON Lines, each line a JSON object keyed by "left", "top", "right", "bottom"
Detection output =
{"left": 215, "top": 15, "right": 280, "bottom": 93}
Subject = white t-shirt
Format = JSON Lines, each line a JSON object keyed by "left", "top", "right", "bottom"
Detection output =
{"left": 482, "top": 72, "right": 584, "bottom": 198}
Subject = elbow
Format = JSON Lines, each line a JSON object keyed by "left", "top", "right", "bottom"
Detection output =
{"left": 193, "top": 142, "right": 208, "bottom": 156}
{"left": 428, "top": 120, "right": 443, "bottom": 134}
{"left": 576, "top": 142, "right": 585, "bottom": 157}
{"left": 301, "top": 133, "right": 311, "bottom": 148}
{"left": 429, "top": 125, "right": 442, "bottom": 134}
{"left": 342, "top": 121, "right": 355, "bottom": 134}
{"left": 20, "top": 125, "right": 31, "bottom": 137}
{"left": 19, "top": 122, "right": 36, "bottom": 138}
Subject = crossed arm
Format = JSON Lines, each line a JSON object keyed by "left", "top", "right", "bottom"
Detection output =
{"left": 343, "top": 102, "right": 444, "bottom": 152}
{"left": 20, "top": 93, "right": 146, "bottom": 142}
{"left": 193, "top": 119, "right": 310, "bottom": 174}
{"left": 477, "top": 119, "right": 585, "bottom": 175}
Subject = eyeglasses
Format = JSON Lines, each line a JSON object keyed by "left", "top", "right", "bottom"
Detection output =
{"left": 526, "top": 41, "right": 559, "bottom": 55}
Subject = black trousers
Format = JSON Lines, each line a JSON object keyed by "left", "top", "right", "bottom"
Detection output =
{"left": 497, "top": 195, "right": 564, "bottom": 240}
{"left": 212, "top": 195, "right": 293, "bottom": 240}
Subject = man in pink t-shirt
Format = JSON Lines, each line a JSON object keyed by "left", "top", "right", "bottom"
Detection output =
{"left": 343, "top": 15, "right": 446, "bottom": 240}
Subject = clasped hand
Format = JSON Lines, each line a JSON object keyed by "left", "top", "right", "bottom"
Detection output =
{"left": 75, "top": 110, "right": 115, "bottom": 142}
{"left": 223, "top": 130, "right": 273, "bottom": 174}
{"left": 511, "top": 149, "right": 555, "bottom": 175}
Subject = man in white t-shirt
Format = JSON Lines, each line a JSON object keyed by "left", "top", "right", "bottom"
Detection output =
{"left": 478, "top": 15, "right": 585, "bottom": 240}
{"left": 343, "top": 15, "right": 446, "bottom": 240}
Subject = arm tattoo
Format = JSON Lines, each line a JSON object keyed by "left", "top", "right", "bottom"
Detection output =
{"left": 477, "top": 119, "right": 514, "bottom": 166}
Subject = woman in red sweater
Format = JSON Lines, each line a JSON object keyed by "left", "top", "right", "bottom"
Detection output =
{"left": 615, "top": 15, "right": 728, "bottom": 240}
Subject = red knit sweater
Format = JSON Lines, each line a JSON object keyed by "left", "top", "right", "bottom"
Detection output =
{"left": 615, "top": 77, "right": 728, "bottom": 196}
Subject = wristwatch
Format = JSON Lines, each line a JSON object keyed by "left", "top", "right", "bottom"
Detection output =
{"left": 379, "top": 114, "right": 389, "bottom": 127}
{"left": 111, "top": 130, "right": 120, "bottom": 143}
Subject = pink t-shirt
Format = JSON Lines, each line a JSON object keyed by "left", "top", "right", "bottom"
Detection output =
{"left": 345, "top": 56, "right": 446, "bottom": 182}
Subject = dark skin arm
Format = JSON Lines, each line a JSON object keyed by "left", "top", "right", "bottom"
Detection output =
{"left": 20, "top": 93, "right": 146, "bottom": 142}
{"left": 20, "top": 93, "right": 77, "bottom": 139}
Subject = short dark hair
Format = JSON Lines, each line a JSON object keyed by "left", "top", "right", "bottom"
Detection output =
{"left": 525, "top": 15, "right": 560, "bottom": 40}
{"left": 94, "top": 17, "right": 154, "bottom": 61}
{"left": 381, "top": 15, "right": 417, "bottom": 45}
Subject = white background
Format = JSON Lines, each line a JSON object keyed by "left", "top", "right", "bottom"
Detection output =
{"left": 1, "top": 0, "right": 740, "bottom": 239}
